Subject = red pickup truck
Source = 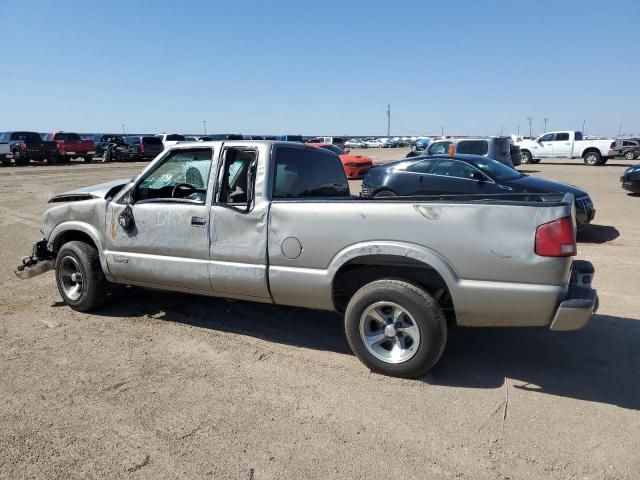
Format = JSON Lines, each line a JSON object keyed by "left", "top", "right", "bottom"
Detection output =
{"left": 46, "top": 132, "right": 96, "bottom": 163}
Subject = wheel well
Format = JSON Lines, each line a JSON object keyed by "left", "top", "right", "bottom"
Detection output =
{"left": 332, "top": 255, "right": 456, "bottom": 323}
{"left": 582, "top": 148, "right": 600, "bottom": 157}
{"left": 52, "top": 230, "right": 98, "bottom": 253}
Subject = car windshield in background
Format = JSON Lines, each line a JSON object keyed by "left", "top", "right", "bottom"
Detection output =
{"left": 319, "top": 144, "right": 345, "bottom": 155}
{"left": 55, "top": 133, "right": 81, "bottom": 141}
{"left": 143, "top": 136, "right": 163, "bottom": 145}
{"left": 468, "top": 157, "right": 522, "bottom": 181}
{"left": 166, "top": 134, "right": 185, "bottom": 141}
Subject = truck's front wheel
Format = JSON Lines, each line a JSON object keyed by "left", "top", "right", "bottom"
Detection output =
{"left": 345, "top": 279, "right": 447, "bottom": 378}
{"left": 55, "top": 241, "right": 108, "bottom": 312}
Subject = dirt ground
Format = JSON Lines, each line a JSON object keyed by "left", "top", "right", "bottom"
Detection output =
{"left": 1, "top": 149, "right": 639, "bottom": 479}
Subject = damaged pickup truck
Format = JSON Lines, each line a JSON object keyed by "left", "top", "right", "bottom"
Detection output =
{"left": 16, "top": 141, "right": 598, "bottom": 378}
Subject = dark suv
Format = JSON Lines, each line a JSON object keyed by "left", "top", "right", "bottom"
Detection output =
{"left": 611, "top": 139, "right": 640, "bottom": 160}
{"left": 109, "top": 136, "right": 164, "bottom": 161}
{"left": 406, "top": 137, "right": 520, "bottom": 167}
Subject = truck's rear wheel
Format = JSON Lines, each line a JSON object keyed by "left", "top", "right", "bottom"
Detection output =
{"left": 47, "top": 156, "right": 58, "bottom": 165}
{"left": 345, "top": 279, "right": 447, "bottom": 378}
{"left": 83, "top": 155, "right": 93, "bottom": 163}
{"left": 55, "top": 241, "right": 108, "bottom": 312}
{"left": 1, "top": 156, "right": 10, "bottom": 167}
{"left": 583, "top": 151, "right": 602, "bottom": 166}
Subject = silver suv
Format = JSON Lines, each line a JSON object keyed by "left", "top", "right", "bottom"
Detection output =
{"left": 407, "top": 137, "right": 520, "bottom": 167}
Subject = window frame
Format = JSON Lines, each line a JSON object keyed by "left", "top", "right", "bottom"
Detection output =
{"left": 212, "top": 147, "right": 259, "bottom": 214}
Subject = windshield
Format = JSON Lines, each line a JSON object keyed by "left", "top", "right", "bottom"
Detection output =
{"left": 319, "top": 144, "right": 345, "bottom": 155}
{"left": 55, "top": 133, "right": 81, "bottom": 141}
{"left": 469, "top": 157, "right": 522, "bottom": 181}
{"left": 11, "top": 132, "right": 42, "bottom": 142}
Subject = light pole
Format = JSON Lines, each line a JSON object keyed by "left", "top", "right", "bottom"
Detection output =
{"left": 386, "top": 104, "right": 390, "bottom": 137}
{"left": 203, "top": 120, "right": 207, "bottom": 135}
{"left": 582, "top": 118, "right": 586, "bottom": 134}
{"left": 440, "top": 126, "right": 444, "bottom": 137}
{"left": 122, "top": 123, "right": 125, "bottom": 134}
{"left": 527, "top": 117, "right": 533, "bottom": 137}
{"left": 543, "top": 118, "right": 548, "bottom": 133}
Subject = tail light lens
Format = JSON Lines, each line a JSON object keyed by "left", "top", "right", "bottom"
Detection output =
{"left": 535, "top": 216, "right": 576, "bottom": 257}
{"left": 610, "top": 141, "right": 616, "bottom": 149}
{"left": 139, "top": 143, "right": 145, "bottom": 153}
{"left": 19, "top": 143, "right": 27, "bottom": 151}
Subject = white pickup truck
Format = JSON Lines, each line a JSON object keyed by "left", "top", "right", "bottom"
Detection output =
{"left": 518, "top": 131, "right": 615, "bottom": 166}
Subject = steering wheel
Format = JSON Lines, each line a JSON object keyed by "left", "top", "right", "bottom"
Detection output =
{"left": 171, "top": 183, "right": 196, "bottom": 198}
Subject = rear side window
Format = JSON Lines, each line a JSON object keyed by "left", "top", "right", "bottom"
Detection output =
{"left": 54, "top": 133, "right": 81, "bottom": 141}
{"left": 433, "top": 160, "right": 476, "bottom": 179}
{"left": 125, "top": 137, "right": 140, "bottom": 144}
{"left": 575, "top": 132, "right": 583, "bottom": 140}
{"left": 556, "top": 133, "right": 570, "bottom": 141}
{"left": 272, "top": 146, "right": 349, "bottom": 199}
{"left": 143, "top": 136, "right": 163, "bottom": 145}
{"left": 406, "top": 159, "right": 435, "bottom": 173}
{"left": 457, "top": 140, "right": 488, "bottom": 155}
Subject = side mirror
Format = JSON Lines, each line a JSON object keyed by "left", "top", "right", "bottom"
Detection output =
{"left": 470, "top": 171, "right": 485, "bottom": 182}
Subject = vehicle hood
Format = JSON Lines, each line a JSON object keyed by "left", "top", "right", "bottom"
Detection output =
{"left": 506, "top": 175, "right": 588, "bottom": 197}
{"left": 49, "top": 179, "right": 129, "bottom": 203}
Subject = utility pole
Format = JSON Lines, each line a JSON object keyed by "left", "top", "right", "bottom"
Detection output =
{"left": 527, "top": 117, "right": 533, "bottom": 137}
{"left": 441, "top": 126, "right": 444, "bottom": 137}
{"left": 203, "top": 120, "right": 207, "bottom": 135}
{"left": 386, "top": 104, "right": 390, "bottom": 137}
{"left": 517, "top": 124, "right": 520, "bottom": 135}
{"left": 543, "top": 118, "right": 548, "bottom": 133}
{"left": 122, "top": 123, "right": 125, "bottom": 134}
{"left": 618, "top": 123, "right": 622, "bottom": 136}
{"left": 582, "top": 118, "right": 586, "bottom": 134}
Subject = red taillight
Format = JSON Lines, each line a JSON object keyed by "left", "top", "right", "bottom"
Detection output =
{"left": 139, "top": 143, "right": 145, "bottom": 153}
{"left": 535, "top": 216, "right": 576, "bottom": 257}
{"left": 610, "top": 141, "right": 616, "bottom": 149}
{"left": 19, "top": 143, "right": 27, "bottom": 151}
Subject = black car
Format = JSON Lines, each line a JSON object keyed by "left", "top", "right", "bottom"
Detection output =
{"left": 621, "top": 164, "right": 640, "bottom": 194}
{"left": 95, "top": 134, "right": 124, "bottom": 157}
{"left": 109, "top": 136, "right": 164, "bottom": 161}
{"left": 362, "top": 154, "right": 595, "bottom": 226}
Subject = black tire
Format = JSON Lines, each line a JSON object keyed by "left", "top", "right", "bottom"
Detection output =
{"left": 531, "top": 158, "right": 541, "bottom": 164}
{"left": 83, "top": 155, "right": 93, "bottom": 163}
{"left": 14, "top": 151, "right": 28, "bottom": 166}
{"left": 624, "top": 151, "right": 635, "bottom": 160}
{"left": 47, "top": 155, "right": 58, "bottom": 165}
{"left": 583, "top": 150, "right": 602, "bottom": 166}
{"left": 1, "top": 156, "right": 10, "bottom": 167}
{"left": 520, "top": 150, "right": 533, "bottom": 164}
{"left": 345, "top": 279, "right": 447, "bottom": 378}
{"left": 373, "top": 189, "right": 398, "bottom": 198}
{"left": 55, "top": 241, "right": 108, "bottom": 312}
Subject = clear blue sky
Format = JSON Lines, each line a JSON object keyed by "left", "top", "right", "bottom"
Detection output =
{"left": 1, "top": 0, "right": 638, "bottom": 137}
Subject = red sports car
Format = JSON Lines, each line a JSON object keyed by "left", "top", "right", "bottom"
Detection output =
{"left": 306, "top": 143, "right": 373, "bottom": 179}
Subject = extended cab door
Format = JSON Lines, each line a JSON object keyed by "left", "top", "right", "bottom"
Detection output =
{"left": 105, "top": 147, "right": 214, "bottom": 291}
{"left": 208, "top": 143, "right": 271, "bottom": 300}
{"left": 551, "top": 132, "right": 572, "bottom": 157}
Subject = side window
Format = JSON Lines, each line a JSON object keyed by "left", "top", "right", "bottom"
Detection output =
{"left": 217, "top": 148, "right": 258, "bottom": 212}
{"left": 574, "top": 132, "right": 583, "bottom": 140}
{"left": 406, "top": 160, "right": 435, "bottom": 173}
{"left": 428, "top": 142, "right": 450, "bottom": 155}
{"left": 134, "top": 149, "right": 212, "bottom": 203}
{"left": 432, "top": 160, "right": 476, "bottom": 179}
{"left": 457, "top": 140, "right": 488, "bottom": 155}
{"left": 541, "top": 133, "right": 555, "bottom": 142}
{"left": 556, "top": 133, "right": 570, "bottom": 141}
{"left": 272, "top": 146, "right": 349, "bottom": 199}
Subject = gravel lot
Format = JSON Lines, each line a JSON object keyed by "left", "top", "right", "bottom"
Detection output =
{"left": 1, "top": 149, "right": 639, "bottom": 479}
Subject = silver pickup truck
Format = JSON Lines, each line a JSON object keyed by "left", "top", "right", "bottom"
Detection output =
{"left": 16, "top": 141, "right": 598, "bottom": 378}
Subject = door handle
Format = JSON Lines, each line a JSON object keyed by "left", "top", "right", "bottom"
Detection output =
{"left": 191, "top": 216, "right": 206, "bottom": 226}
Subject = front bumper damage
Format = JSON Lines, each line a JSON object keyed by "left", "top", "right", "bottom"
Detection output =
{"left": 15, "top": 239, "right": 55, "bottom": 280}
{"left": 550, "top": 260, "right": 598, "bottom": 331}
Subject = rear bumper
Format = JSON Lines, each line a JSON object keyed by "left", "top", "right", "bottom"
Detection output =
{"left": 549, "top": 260, "right": 598, "bottom": 331}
